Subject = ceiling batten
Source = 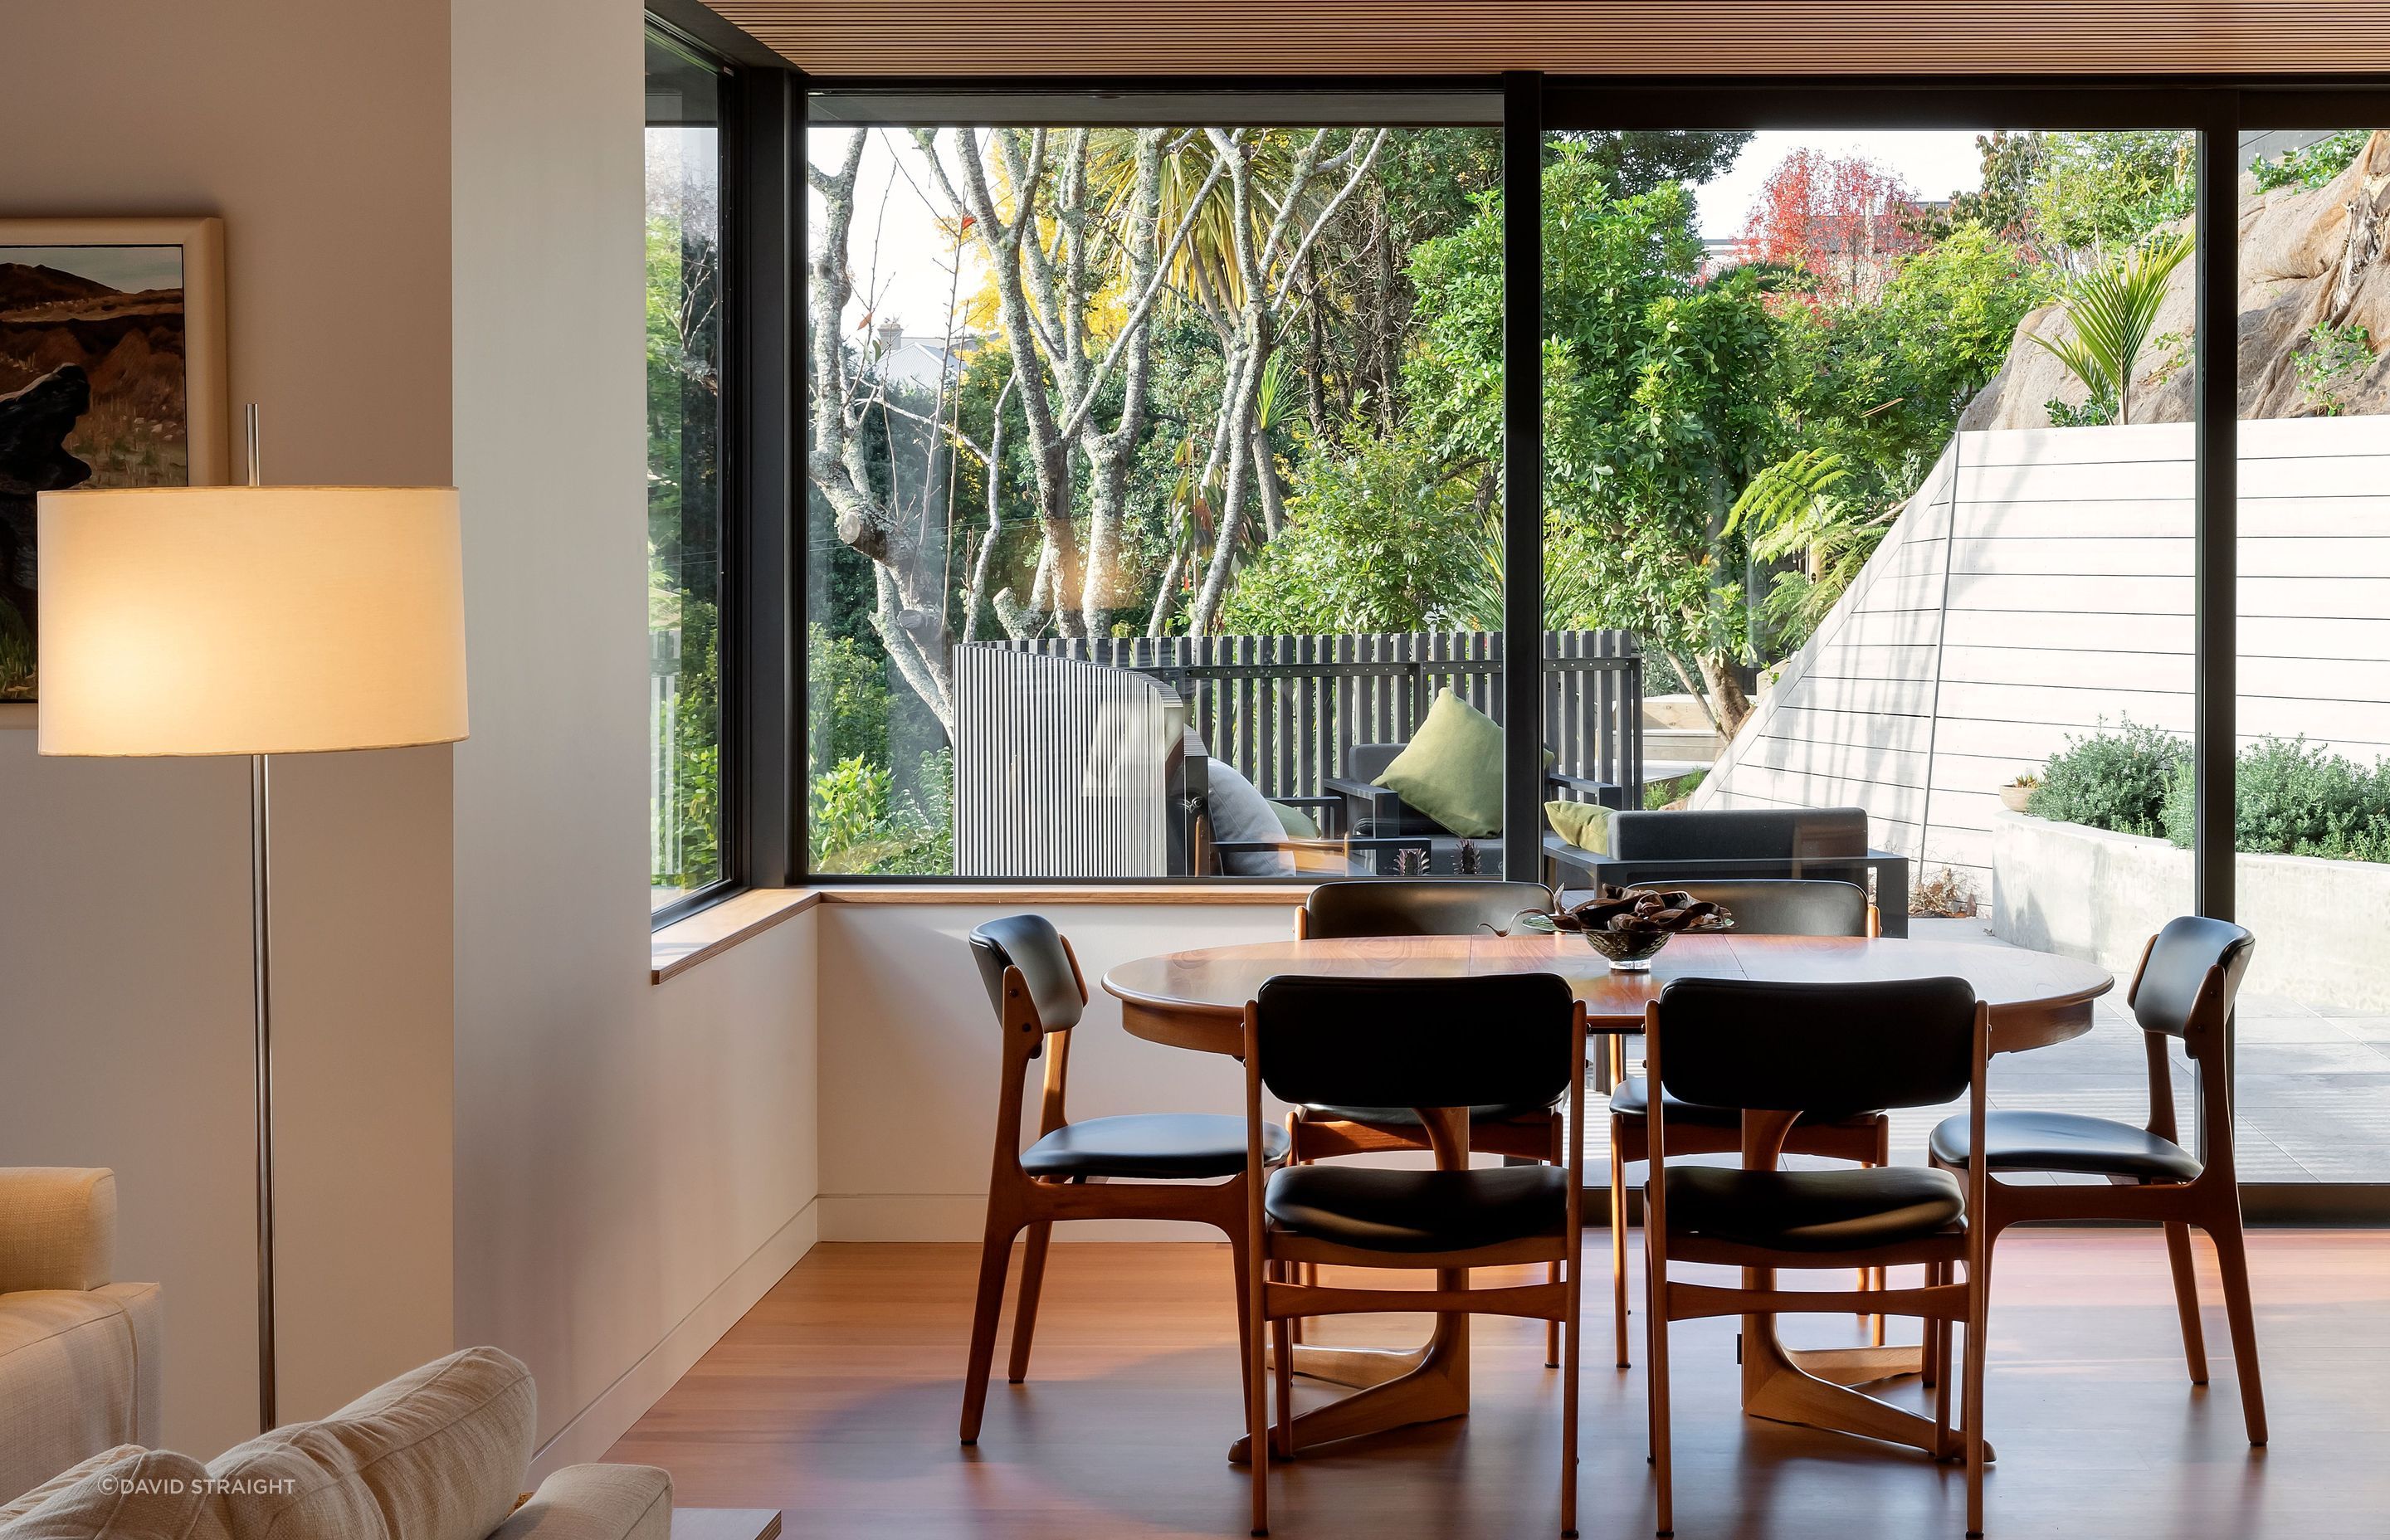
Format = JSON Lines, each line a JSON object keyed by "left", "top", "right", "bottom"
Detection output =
{"left": 702, "top": 1, "right": 2390, "bottom": 77}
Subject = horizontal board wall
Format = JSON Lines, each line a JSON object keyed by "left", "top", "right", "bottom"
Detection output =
{"left": 1695, "top": 415, "right": 2390, "bottom": 899}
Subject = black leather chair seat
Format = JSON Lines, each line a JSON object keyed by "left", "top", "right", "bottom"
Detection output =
{"left": 1608, "top": 1075, "right": 1877, "bottom": 1130}
{"left": 1265, "top": 1163, "right": 1568, "bottom": 1253}
{"left": 1930, "top": 1109, "right": 2202, "bottom": 1182}
{"left": 1305, "top": 1102, "right": 1553, "bottom": 1128}
{"left": 1023, "top": 1114, "right": 1289, "bottom": 1181}
{"left": 1660, "top": 1164, "right": 1964, "bottom": 1252}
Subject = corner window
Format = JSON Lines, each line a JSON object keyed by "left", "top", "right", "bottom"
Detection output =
{"left": 646, "top": 26, "right": 731, "bottom": 914}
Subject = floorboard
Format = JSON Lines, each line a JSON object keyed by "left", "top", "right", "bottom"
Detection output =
{"left": 607, "top": 1230, "right": 2390, "bottom": 1538}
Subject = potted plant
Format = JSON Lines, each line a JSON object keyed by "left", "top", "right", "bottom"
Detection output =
{"left": 2000, "top": 773, "right": 2040, "bottom": 814}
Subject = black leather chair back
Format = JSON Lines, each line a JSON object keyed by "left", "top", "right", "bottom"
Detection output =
{"left": 2132, "top": 915, "right": 2256, "bottom": 1041}
{"left": 1607, "top": 806, "right": 1869, "bottom": 862}
{"left": 969, "top": 914, "right": 1084, "bottom": 1033}
{"left": 1255, "top": 973, "right": 1576, "bottom": 1110}
{"left": 1304, "top": 878, "right": 1554, "bottom": 938}
{"left": 1654, "top": 976, "right": 1975, "bottom": 1118}
{"left": 1667, "top": 880, "right": 1867, "bottom": 938}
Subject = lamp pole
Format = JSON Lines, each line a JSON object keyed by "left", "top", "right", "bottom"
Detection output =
{"left": 244, "top": 403, "right": 277, "bottom": 1432}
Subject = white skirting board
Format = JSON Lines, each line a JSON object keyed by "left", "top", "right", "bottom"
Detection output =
{"left": 526, "top": 1197, "right": 820, "bottom": 1481}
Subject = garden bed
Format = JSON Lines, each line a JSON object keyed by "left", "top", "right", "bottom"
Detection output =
{"left": 1990, "top": 809, "right": 2390, "bottom": 1011}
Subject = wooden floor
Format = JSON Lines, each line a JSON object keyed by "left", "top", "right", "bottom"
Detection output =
{"left": 609, "top": 1231, "right": 2390, "bottom": 1539}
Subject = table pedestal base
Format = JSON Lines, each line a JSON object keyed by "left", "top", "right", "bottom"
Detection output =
{"left": 1232, "top": 1313, "right": 1468, "bottom": 1464}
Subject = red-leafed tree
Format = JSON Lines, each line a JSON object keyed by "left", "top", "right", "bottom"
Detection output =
{"left": 1739, "top": 149, "right": 1925, "bottom": 307}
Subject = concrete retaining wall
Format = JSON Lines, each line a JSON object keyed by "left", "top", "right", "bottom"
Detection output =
{"left": 1990, "top": 808, "right": 2390, "bottom": 1011}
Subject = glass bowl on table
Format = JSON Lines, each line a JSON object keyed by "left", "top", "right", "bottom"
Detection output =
{"left": 1511, "top": 887, "right": 1734, "bottom": 972}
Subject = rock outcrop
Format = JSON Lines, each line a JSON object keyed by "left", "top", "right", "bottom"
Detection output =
{"left": 1959, "top": 129, "right": 2390, "bottom": 427}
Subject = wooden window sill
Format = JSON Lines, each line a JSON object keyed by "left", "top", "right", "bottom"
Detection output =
{"left": 651, "top": 883, "right": 1314, "bottom": 983}
{"left": 651, "top": 889, "right": 824, "bottom": 983}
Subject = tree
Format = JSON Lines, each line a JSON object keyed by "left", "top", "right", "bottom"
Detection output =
{"left": 1217, "top": 424, "right": 1485, "bottom": 634}
{"left": 2033, "top": 228, "right": 2195, "bottom": 425}
{"left": 1548, "top": 130, "right": 1754, "bottom": 198}
{"left": 1409, "top": 146, "right": 1789, "bottom": 735}
{"left": 1739, "top": 149, "right": 1925, "bottom": 307}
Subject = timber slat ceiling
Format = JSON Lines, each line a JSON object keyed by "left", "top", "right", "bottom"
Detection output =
{"left": 704, "top": 2, "right": 2390, "bottom": 77}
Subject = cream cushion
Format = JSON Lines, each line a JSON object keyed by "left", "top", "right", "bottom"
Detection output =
{"left": 0, "top": 1450, "right": 144, "bottom": 1528}
{"left": 0, "top": 1446, "right": 229, "bottom": 1540}
{"left": 488, "top": 1466, "right": 671, "bottom": 1540}
{"left": 0, "top": 1172, "right": 117, "bottom": 1293}
{"left": 0, "top": 1287, "right": 166, "bottom": 1508}
{"left": 209, "top": 1347, "right": 534, "bottom": 1540}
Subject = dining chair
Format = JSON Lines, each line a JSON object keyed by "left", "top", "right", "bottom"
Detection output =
{"left": 960, "top": 914, "right": 1291, "bottom": 1445}
{"left": 1241, "top": 972, "right": 1588, "bottom": 1538}
{"left": 1602, "top": 879, "right": 1888, "bottom": 1367}
{"left": 1643, "top": 975, "right": 1991, "bottom": 1538}
{"left": 1927, "top": 914, "right": 2266, "bottom": 1446}
{"left": 1289, "top": 878, "right": 1565, "bottom": 1360}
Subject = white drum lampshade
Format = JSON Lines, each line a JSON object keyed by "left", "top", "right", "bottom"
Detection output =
{"left": 36, "top": 485, "right": 468, "bottom": 757}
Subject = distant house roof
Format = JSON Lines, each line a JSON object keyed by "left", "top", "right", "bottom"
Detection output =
{"left": 870, "top": 322, "right": 983, "bottom": 391}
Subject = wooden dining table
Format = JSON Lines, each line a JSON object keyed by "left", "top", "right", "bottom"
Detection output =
{"left": 1101, "top": 930, "right": 2114, "bottom": 1464}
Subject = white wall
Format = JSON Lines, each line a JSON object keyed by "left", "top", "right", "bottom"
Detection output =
{"left": 817, "top": 902, "right": 1301, "bottom": 1240}
{"left": 448, "top": 0, "right": 822, "bottom": 1478}
{"left": 1701, "top": 417, "right": 2390, "bottom": 899}
{"left": 0, "top": 0, "right": 456, "bottom": 1455}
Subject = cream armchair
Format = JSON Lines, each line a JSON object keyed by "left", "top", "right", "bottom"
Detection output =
{"left": 0, "top": 1346, "right": 669, "bottom": 1540}
{"left": 0, "top": 1168, "right": 163, "bottom": 1505}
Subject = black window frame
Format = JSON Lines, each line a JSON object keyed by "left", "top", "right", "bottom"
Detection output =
{"left": 646, "top": 13, "right": 771, "bottom": 929}
{"left": 720, "top": 66, "right": 2390, "bottom": 909}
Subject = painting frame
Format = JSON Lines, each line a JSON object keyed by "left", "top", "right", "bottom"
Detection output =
{"left": 0, "top": 215, "right": 227, "bottom": 725}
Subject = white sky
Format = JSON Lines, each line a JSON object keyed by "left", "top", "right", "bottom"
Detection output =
{"left": 807, "top": 126, "right": 1991, "bottom": 343}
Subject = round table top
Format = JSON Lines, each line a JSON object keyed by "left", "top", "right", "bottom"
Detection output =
{"left": 1100, "top": 932, "right": 2115, "bottom": 1058}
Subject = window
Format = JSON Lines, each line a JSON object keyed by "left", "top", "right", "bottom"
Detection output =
{"left": 802, "top": 103, "right": 1523, "bottom": 880}
{"left": 646, "top": 27, "right": 731, "bottom": 914}
{"left": 2236, "top": 124, "right": 2390, "bottom": 1182}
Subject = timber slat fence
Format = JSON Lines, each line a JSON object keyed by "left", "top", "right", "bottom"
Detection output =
{"left": 954, "top": 630, "right": 1642, "bottom": 877}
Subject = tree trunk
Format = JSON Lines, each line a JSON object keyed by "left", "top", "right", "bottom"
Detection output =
{"left": 1696, "top": 652, "right": 1753, "bottom": 741}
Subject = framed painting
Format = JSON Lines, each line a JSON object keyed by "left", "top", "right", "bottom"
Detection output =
{"left": 0, "top": 217, "right": 227, "bottom": 717}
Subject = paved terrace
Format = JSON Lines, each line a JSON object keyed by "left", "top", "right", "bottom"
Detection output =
{"left": 1592, "top": 917, "right": 2390, "bottom": 1186}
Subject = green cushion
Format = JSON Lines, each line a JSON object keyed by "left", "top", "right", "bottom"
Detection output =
{"left": 1373, "top": 688, "right": 1505, "bottom": 837}
{"left": 1545, "top": 798, "right": 1611, "bottom": 853}
{"left": 1268, "top": 800, "right": 1320, "bottom": 838}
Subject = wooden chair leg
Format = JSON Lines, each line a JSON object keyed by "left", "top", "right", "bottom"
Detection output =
{"left": 1963, "top": 1246, "right": 1990, "bottom": 1537}
{"left": 1561, "top": 1270, "right": 1583, "bottom": 1536}
{"left": 959, "top": 1214, "right": 1019, "bottom": 1444}
{"left": 1931, "top": 1270, "right": 1953, "bottom": 1458}
{"left": 2207, "top": 1213, "right": 2269, "bottom": 1445}
{"left": 1547, "top": 1123, "right": 1565, "bottom": 1368}
{"left": 1923, "top": 1261, "right": 1945, "bottom": 1391}
{"left": 2162, "top": 1219, "right": 2210, "bottom": 1386}
{"left": 1228, "top": 1213, "right": 1257, "bottom": 1411}
{"left": 1249, "top": 1274, "right": 1270, "bottom": 1538}
{"left": 1006, "top": 1219, "right": 1054, "bottom": 1384}
{"left": 1272, "top": 1315, "right": 1295, "bottom": 1459}
{"left": 1611, "top": 1127, "right": 1632, "bottom": 1368}
{"left": 1647, "top": 1246, "right": 1673, "bottom": 1537}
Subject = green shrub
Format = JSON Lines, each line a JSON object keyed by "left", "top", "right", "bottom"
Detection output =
{"left": 2025, "top": 718, "right": 2187, "bottom": 837}
{"left": 2161, "top": 736, "right": 2390, "bottom": 862}
{"left": 2251, "top": 129, "right": 2373, "bottom": 192}
{"left": 807, "top": 747, "right": 954, "bottom": 875}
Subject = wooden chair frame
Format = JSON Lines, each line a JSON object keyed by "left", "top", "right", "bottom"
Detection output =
{"left": 960, "top": 933, "right": 1266, "bottom": 1444}
{"left": 1282, "top": 902, "right": 1568, "bottom": 1363}
{"left": 1241, "top": 999, "right": 1590, "bottom": 1538}
{"left": 1602, "top": 903, "right": 1889, "bottom": 1368}
{"left": 1643, "top": 997, "right": 1993, "bottom": 1538}
{"left": 1928, "top": 933, "right": 2268, "bottom": 1447}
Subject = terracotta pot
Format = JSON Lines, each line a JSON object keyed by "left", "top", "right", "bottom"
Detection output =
{"left": 1999, "top": 784, "right": 2036, "bottom": 813}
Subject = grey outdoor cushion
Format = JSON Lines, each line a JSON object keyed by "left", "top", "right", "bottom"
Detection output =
{"left": 1205, "top": 756, "right": 1292, "bottom": 875}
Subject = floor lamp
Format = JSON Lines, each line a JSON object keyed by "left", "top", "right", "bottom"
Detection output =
{"left": 36, "top": 468, "right": 467, "bottom": 1431}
